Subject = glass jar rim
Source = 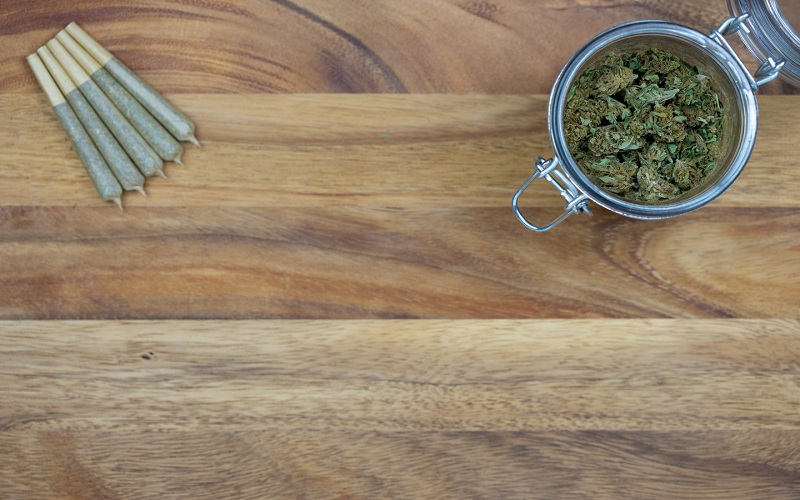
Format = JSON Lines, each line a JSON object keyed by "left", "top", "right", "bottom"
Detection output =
{"left": 548, "top": 20, "right": 759, "bottom": 219}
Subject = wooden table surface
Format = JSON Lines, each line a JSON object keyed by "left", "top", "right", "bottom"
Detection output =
{"left": 2, "top": 1, "right": 799, "bottom": 498}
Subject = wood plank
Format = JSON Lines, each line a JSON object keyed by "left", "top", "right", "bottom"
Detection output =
{"left": 1, "top": 94, "right": 799, "bottom": 209}
{"left": 2, "top": 319, "right": 799, "bottom": 431}
{"left": 1, "top": 319, "right": 799, "bottom": 498}
{"left": 1, "top": 429, "right": 799, "bottom": 499}
{"left": 2, "top": 319, "right": 799, "bottom": 432}
{"left": 1, "top": 206, "right": 798, "bottom": 319}
{"left": 3, "top": 0, "right": 798, "bottom": 95}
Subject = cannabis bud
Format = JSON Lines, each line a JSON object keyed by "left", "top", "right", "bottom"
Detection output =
{"left": 564, "top": 48, "right": 725, "bottom": 202}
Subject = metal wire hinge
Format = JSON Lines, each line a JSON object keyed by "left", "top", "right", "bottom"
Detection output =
{"left": 512, "top": 156, "right": 591, "bottom": 232}
{"left": 710, "top": 14, "right": 785, "bottom": 89}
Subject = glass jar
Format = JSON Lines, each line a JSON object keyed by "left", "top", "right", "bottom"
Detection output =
{"left": 513, "top": 1, "right": 799, "bottom": 232}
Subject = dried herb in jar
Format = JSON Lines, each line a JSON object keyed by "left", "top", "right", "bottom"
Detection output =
{"left": 564, "top": 48, "right": 725, "bottom": 202}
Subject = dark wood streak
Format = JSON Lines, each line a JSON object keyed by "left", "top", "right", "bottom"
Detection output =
{"left": 269, "top": 0, "right": 407, "bottom": 92}
{"left": 459, "top": 1, "right": 507, "bottom": 27}
{"left": 598, "top": 215, "right": 738, "bottom": 318}
{"left": 38, "top": 432, "right": 119, "bottom": 500}
{"left": 169, "top": 0, "right": 257, "bottom": 18}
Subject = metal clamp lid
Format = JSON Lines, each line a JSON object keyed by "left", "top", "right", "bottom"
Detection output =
{"left": 727, "top": 0, "right": 800, "bottom": 86}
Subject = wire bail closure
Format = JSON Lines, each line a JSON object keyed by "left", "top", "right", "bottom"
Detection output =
{"left": 710, "top": 14, "right": 785, "bottom": 89}
{"left": 512, "top": 155, "right": 591, "bottom": 232}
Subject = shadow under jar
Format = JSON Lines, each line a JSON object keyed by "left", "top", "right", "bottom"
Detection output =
{"left": 513, "top": 8, "right": 795, "bottom": 232}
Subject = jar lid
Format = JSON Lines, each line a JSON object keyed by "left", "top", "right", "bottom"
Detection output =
{"left": 728, "top": 0, "right": 800, "bottom": 86}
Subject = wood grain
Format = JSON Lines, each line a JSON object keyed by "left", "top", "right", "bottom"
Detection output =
{"left": 1, "top": 205, "right": 799, "bottom": 320}
{"left": 3, "top": 1, "right": 800, "bottom": 497}
{"left": 2, "top": 94, "right": 798, "bottom": 208}
{"left": 1, "top": 319, "right": 799, "bottom": 498}
{"left": 2, "top": 0, "right": 799, "bottom": 95}
{"left": 1, "top": 95, "right": 798, "bottom": 320}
